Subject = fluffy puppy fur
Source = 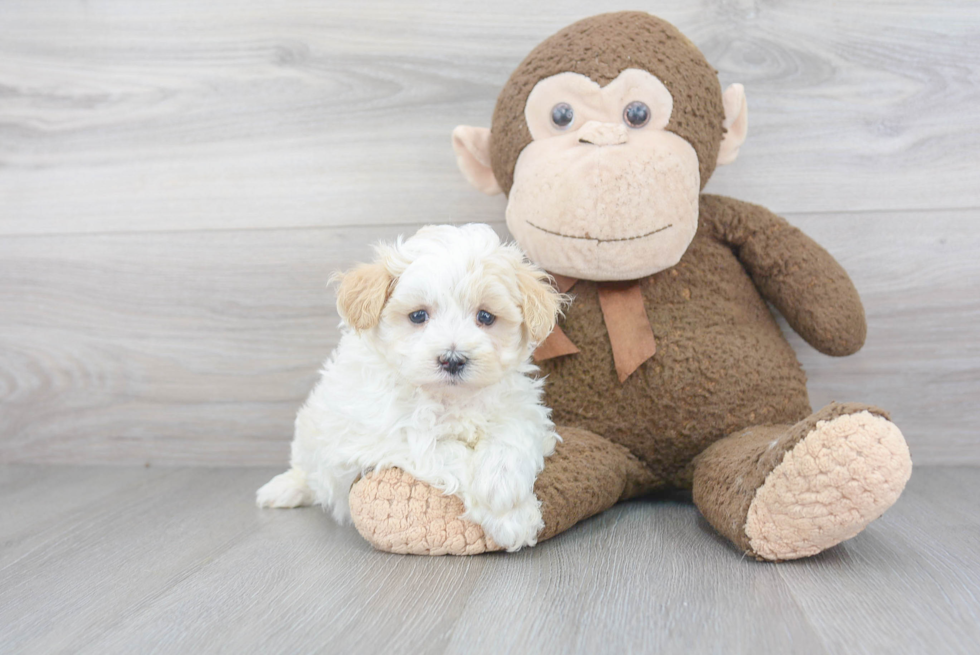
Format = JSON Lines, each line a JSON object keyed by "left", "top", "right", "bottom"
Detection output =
{"left": 256, "top": 224, "right": 565, "bottom": 551}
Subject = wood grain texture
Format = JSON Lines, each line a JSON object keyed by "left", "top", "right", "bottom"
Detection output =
{"left": 1, "top": 211, "right": 976, "bottom": 465}
{"left": 1, "top": 0, "right": 978, "bottom": 465}
{"left": 0, "top": 0, "right": 977, "bottom": 237}
{"left": 0, "top": 465, "right": 977, "bottom": 654}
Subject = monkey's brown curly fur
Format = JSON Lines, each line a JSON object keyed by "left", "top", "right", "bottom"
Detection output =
{"left": 349, "top": 12, "right": 911, "bottom": 560}
{"left": 490, "top": 12, "right": 726, "bottom": 195}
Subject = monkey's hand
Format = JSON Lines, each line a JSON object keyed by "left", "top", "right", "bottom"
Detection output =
{"left": 702, "top": 194, "right": 867, "bottom": 357}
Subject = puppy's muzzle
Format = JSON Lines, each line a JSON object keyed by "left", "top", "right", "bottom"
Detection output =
{"left": 438, "top": 352, "right": 468, "bottom": 377}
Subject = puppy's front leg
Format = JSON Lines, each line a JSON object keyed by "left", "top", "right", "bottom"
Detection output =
{"left": 464, "top": 441, "right": 544, "bottom": 552}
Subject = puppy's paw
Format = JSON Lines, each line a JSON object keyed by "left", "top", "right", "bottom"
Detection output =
{"left": 469, "top": 498, "right": 544, "bottom": 552}
{"left": 256, "top": 469, "right": 314, "bottom": 509}
{"left": 470, "top": 461, "right": 537, "bottom": 515}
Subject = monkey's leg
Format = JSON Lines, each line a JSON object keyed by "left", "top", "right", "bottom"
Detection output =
{"left": 692, "top": 403, "right": 912, "bottom": 561}
{"left": 348, "top": 427, "right": 660, "bottom": 555}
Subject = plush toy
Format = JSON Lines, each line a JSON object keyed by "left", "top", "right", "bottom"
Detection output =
{"left": 346, "top": 11, "right": 912, "bottom": 560}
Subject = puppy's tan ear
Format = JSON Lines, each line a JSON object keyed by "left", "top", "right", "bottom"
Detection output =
{"left": 334, "top": 262, "right": 393, "bottom": 331}
{"left": 515, "top": 262, "right": 565, "bottom": 344}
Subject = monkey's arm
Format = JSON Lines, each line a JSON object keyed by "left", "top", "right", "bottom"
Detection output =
{"left": 700, "top": 194, "right": 866, "bottom": 356}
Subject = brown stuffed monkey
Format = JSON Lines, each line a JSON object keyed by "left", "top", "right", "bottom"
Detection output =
{"left": 347, "top": 11, "right": 912, "bottom": 561}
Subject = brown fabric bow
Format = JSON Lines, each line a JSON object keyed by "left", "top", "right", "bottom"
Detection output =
{"left": 534, "top": 274, "right": 657, "bottom": 383}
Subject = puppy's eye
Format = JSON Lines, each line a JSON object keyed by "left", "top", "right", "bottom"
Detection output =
{"left": 623, "top": 101, "right": 650, "bottom": 128}
{"left": 550, "top": 103, "right": 574, "bottom": 129}
{"left": 476, "top": 310, "right": 496, "bottom": 326}
{"left": 409, "top": 309, "right": 428, "bottom": 324}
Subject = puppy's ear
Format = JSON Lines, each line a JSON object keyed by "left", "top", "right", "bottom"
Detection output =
{"left": 334, "top": 262, "right": 393, "bottom": 331}
{"left": 515, "top": 262, "right": 565, "bottom": 344}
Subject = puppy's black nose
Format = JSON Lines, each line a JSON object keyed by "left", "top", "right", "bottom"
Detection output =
{"left": 438, "top": 353, "right": 468, "bottom": 376}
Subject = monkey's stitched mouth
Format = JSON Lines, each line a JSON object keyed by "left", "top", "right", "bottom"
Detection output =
{"left": 525, "top": 221, "right": 673, "bottom": 243}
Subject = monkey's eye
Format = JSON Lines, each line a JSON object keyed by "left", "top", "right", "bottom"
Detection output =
{"left": 550, "top": 103, "right": 574, "bottom": 129}
{"left": 409, "top": 309, "right": 428, "bottom": 324}
{"left": 623, "top": 101, "right": 650, "bottom": 128}
{"left": 476, "top": 310, "right": 496, "bottom": 326}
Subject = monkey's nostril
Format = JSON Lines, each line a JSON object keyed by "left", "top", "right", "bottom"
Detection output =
{"left": 438, "top": 353, "right": 468, "bottom": 376}
{"left": 577, "top": 122, "right": 629, "bottom": 147}
{"left": 578, "top": 137, "right": 626, "bottom": 147}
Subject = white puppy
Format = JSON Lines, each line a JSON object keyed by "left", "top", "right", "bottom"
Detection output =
{"left": 256, "top": 224, "right": 564, "bottom": 551}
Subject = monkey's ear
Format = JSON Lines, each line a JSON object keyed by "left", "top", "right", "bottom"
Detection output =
{"left": 717, "top": 83, "right": 749, "bottom": 166}
{"left": 452, "top": 126, "right": 503, "bottom": 195}
{"left": 334, "top": 262, "right": 393, "bottom": 331}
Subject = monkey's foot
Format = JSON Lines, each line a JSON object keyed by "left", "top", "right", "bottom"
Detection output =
{"left": 349, "top": 427, "right": 659, "bottom": 555}
{"left": 745, "top": 409, "right": 912, "bottom": 561}
{"left": 694, "top": 403, "right": 912, "bottom": 561}
{"left": 349, "top": 468, "right": 501, "bottom": 556}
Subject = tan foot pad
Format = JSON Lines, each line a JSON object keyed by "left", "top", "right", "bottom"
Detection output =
{"left": 348, "top": 468, "right": 502, "bottom": 556}
{"left": 745, "top": 411, "right": 912, "bottom": 561}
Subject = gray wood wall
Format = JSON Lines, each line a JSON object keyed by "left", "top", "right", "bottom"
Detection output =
{"left": 2, "top": 0, "right": 978, "bottom": 466}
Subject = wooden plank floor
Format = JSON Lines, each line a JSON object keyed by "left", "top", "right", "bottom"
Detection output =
{"left": 1, "top": 465, "right": 977, "bottom": 654}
